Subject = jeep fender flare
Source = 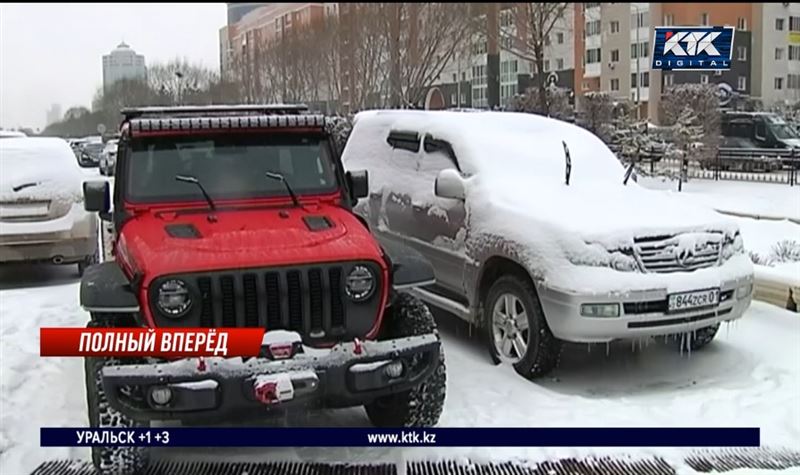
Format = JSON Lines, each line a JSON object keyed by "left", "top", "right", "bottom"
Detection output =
{"left": 80, "top": 261, "right": 140, "bottom": 314}
{"left": 380, "top": 240, "right": 436, "bottom": 290}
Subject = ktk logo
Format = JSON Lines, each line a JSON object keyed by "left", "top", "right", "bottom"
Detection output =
{"left": 652, "top": 26, "right": 735, "bottom": 71}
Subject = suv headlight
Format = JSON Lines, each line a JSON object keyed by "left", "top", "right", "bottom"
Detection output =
{"left": 345, "top": 265, "right": 376, "bottom": 302}
{"left": 568, "top": 244, "right": 640, "bottom": 272}
{"left": 720, "top": 232, "right": 744, "bottom": 262}
{"left": 156, "top": 279, "right": 192, "bottom": 317}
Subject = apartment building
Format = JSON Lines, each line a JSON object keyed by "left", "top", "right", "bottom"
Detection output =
{"left": 752, "top": 2, "right": 800, "bottom": 107}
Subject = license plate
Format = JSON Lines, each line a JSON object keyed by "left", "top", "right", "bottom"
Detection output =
{"left": 668, "top": 288, "right": 720, "bottom": 313}
{"left": 0, "top": 203, "right": 49, "bottom": 218}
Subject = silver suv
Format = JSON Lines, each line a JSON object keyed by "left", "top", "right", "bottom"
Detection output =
{"left": 342, "top": 110, "right": 754, "bottom": 380}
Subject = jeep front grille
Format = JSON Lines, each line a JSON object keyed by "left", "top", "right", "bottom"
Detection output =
{"left": 151, "top": 262, "right": 382, "bottom": 342}
{"left": 633, "top": 233, "right": 722, "bottom": 273}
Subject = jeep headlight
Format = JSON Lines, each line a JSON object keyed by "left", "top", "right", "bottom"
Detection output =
{"left": 720, "top": 232, "right": 744, "bottom": 262}
{"left": 156, "top": 279, "right": 192, "bottom": 317}
{"left": 345, "top": 265, "right": 376, "bottom": 302}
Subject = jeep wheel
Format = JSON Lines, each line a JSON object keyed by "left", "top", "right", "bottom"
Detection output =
{"left": 85, "top": 354, "right": 150, "bottom": 474}
{"left": 676, "top": 323, "right": 721, "bottom": 352}
{"left": 484, "top": 275, "right": 561, "bottom": 379}
{"left": 364, "top": 292, "right": 446, "bottom": 427}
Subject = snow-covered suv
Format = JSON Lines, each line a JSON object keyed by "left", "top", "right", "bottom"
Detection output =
{"left": 342, "top": 110, "right": 754, "bottom": 380}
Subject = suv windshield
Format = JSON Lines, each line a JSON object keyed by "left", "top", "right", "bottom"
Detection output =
{"left": 126, "top": 133, "right": 337, "bottom": 203}
{"left": 772, "top": 123, "right": 799, "bottom": 140}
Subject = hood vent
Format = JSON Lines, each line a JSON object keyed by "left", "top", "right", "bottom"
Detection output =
{"left": 165, "top": 223, "right": 202, "bottom": 239}
{"left": 303, "top": 215, "right": 333, "bottom": 231}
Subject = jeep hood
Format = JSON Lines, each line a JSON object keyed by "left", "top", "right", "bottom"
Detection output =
{"left": 120, "top": 205, "right": 384, "bottom": 278}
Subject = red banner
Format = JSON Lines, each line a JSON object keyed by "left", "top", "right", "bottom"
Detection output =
{"left": 40, "top": 328, "right": 266, "bottom": 358}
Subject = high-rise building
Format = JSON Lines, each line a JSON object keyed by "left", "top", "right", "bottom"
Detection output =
{"left": 45, "top": 103, "right": 62, "bottom": 126}
{"left": 102, "top": 42, "right": 146, "bottom": 91}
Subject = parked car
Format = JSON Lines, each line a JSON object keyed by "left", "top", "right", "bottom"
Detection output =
{"left": 342, "top": 110, "right": 754, "bottom": 380}
{"left": 0, "top": 137, "right": 99, "bottom": 274}
{"left": 80, "top": 105, "right": 445, "bottom": 475}
{"left": 99, "top": 139, "right": 118, "bottom": 175}
{"left": 0, "top": 130, "right": 27, "bottom": 139}
{"left": 77, "top": 141, "right": 105, "bottom": 168}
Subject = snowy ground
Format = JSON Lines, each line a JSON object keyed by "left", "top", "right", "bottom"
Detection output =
{"left": 640, "top": 177, "right": 800, "bottom": 222}
{"left": 1, "top": 176, "right": 799, "bottom": 474}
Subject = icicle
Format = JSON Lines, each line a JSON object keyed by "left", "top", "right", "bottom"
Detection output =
{"left": 606, "top": 341, "right": 610, "bottom": 357}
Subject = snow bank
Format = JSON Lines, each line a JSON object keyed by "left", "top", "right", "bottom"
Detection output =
{"left": 756, "top": 262, "right": 800, "bottom": 287}
{"left": 0, "top": 137, "right": 84, "bottom": 204}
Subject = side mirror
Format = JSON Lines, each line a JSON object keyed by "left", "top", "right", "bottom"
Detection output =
{"left": 347, "top": 170, "right": 369, "bottom": 199}
{"left": 434, "top": 169, "right": 466, "bottom": 200}
{"left": 84, "top": 181, "right": 110, "bottom": 219}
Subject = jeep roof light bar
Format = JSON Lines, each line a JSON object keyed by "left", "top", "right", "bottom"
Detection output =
{"left": 121, "top": 104, "right": 309, "bottom": 120}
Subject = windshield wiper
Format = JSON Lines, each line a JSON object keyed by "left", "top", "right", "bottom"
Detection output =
{"left": 265, "top": 172, "right": 301, "bottom": 208}
{"left": 175, "top": 175, "right": 218, "bottom": 221}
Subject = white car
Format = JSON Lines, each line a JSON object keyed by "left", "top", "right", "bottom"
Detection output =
{"left": 100, "top": 139, "right": 118, "bottom": 176}
{"left": 0, "top": 137, "right": 99, "bottom": 275}
{"left": 342, "top": 110, "right": 754, "bottom": 379}
{"left": 0, "top": 130, "right": 27, "bottom": 139}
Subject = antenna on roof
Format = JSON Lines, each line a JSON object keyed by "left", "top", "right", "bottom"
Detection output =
{"left": 562, "top": 141, "right": 572, "bottom": 186}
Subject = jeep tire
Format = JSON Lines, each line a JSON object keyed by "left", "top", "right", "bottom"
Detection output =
{"left": 484, "top": 275, "right": 561, "bottom": 379}
{"left": 85, "top": 333, "right": 150, "bottom": 474}
{"left": 676, "top": 323, "right": 721, "bottom": 352}
{"left": 364, "top": 292, "right": 446, "bottom": 427}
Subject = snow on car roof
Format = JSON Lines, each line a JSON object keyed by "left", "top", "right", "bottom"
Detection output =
{"left": 351, "top": 109, "right": 624, "bottom": 183}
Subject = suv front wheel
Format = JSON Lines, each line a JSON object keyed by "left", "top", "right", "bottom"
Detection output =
{"left": 484, "top": 275, "right": 562, "bottom": 379}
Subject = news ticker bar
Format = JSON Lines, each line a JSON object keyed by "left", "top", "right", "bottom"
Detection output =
{"left": 42, "top": 427, "right": 760, "bottom": 447}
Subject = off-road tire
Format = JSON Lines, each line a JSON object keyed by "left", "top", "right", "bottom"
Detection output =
{"left": 364, "top": 292, "right": 446, "bottom": 427}
{"left": 85, "top": 323, "right": 150, "bottom": 474}
{"left": 484, "top": 275, "right": 562, "bottom": 379}
{"left": 676, "top": 323, "right": 721, "bottom": 352}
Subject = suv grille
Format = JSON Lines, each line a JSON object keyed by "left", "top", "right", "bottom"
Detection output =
{"left": 150, "top": 262, "right": 382, "bottom": 342}
{"left": 633, "top": 233, "right": 722, "bottom": 273}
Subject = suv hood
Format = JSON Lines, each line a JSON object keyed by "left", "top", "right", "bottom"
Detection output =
{"left": 119, "top": 204, "right": 384, "bottom": 278}
{"left": 482, "top": 179, "right": 737, "bottom": 247}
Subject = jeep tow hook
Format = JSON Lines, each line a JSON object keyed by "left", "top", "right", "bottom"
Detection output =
{"left": 254, "top": 374, "right": 294, "bottom": 405}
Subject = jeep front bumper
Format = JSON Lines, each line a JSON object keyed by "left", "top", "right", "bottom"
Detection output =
{"left": 101, "top": 334, "right": 440, "bottom": 423}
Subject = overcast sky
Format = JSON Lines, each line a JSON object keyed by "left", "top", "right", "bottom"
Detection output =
{"left": 0, "top": 3, "right": 227, "bottom": 130}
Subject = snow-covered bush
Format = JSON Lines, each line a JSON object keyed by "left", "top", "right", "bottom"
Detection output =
{"left": 577, "top": 92, "right": 614, "bottom": 142}
{"left": 326, "top": 115, "right": 354, "bottom": 156}
{"left": 507, "top": 86, "right": 573, "bottom": 122}
{"left": 749, "top": 240, "right": 800, "bottom": 267}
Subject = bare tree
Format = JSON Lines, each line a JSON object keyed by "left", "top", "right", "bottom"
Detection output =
{"left": 482, "top": 3, "right": 570, "bottom": 115}
{"left": 508, "top": 86, "right": 571, "bottom": 120}
{"left": 579, "top": 91, "right": 614, "bottom": 140}
{"left": 660, "top": 84, "right": 720, "bottom": 165}
{"left": 148, "top": 58, "right": 216, "bottom": 105}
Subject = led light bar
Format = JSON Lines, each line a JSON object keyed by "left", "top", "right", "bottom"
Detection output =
{"left": 121, "top": 104, "right": 309, "bottom": 119}
{"left": 129, "top": 114, "right": 325, "bottom": 135}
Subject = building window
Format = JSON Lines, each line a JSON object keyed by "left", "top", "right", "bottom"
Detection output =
{"left": 453, "top": 73, "right": 457, "bottom": 82}
{"left": 776, "top": 18, "right": 785, "bottom": 30}
{"left": 586, "top": 48, "right": 601, "bottom": 64}
{"left": 790, "top": 45, "right": 800, "bottom": 60}
{"left": 665, "top": 74, "right": 674, "bottom": 87}
{"left": 544, "top": 59, "right": 550, "bottom": 72}
{"left": 789, "top": 74, "right": 800, "bottom": 89}
{"left": 472, "top": 40, "right": 487, "bottom": 55}
{"left": 776, "top": 47, "right": 785, "bottom": 60}
{"left": 585, "top": 20, "right": 601, "bottom": 36}
{"left": 700, "top": 74, "right": 709, "bottom": 84}
{"left": 557, "top": 32, "right": 564, "bottom": 44}
{"left": 631, "top": 73, "right": 637, "bottom": 87}
{"left": 791, "top": 16, "right": 800, "bottom": 31}
{"left": 737, "top": 17, "right": 747, "bottom": 30}
{"left": 737, "top": 76, "right": 747, "bottom": 91}
{"left": 610, "top": 21, "right": 620, "bottom": 33}
{"left": 611, "top": 49, "right": 619, "bottom": 62}
{"left": 545, "top": 34, "right": 551, "bottom": 45}
{"left": 556, "top": 58, "right": 564, "bottom": 70}
{"left": 775, "top": 77, "right": 784, "bottom": 90}
{"left": 715, "top": 69, "right": 723, "bottom": 76}
{"left": 737, "top": 46, "right": 747, "bottom": 61}
{"left": 500, "top": 10, "right": 513, "bottom": 27}
{"left": 640, "top": 41, "right": 649, "bottom": 58}
{"left": 632, "top": 12, "right": 648, "bottom": 29}
{"left": 641, "top": 71, "right": 649, "bottom": 87}
{"left": 631, "top": 43, "right": 638, "bottom": 59}
{"left": 663, "top": 14, "right": 674, "bottom": 26}
{"left": 701, "top": 13, "right": 709, "bottom": 26}
{"left": 611, "top": 78, "right": 620, "bottom": 91}
{"left": 502, "top": 36, "right": 513, "bottom": 49}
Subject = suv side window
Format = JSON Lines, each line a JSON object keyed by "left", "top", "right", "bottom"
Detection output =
{"left": 421, "top": 134, "right": 459, "bottom": 174}
{"left": 387, "top": 130, "right": 421, "bottom": 153}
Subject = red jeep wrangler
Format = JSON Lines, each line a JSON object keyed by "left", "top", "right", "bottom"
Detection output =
{"left": 80, "top": 105, "right": 446, "bottom": 474}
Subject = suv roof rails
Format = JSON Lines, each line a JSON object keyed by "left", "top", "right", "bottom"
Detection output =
{"left": 120, "top": 104, "right": 310, "bottom": 120}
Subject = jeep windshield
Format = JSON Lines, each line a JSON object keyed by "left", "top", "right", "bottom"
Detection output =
{"left": 126, "top": 134, "right": 338, "bottom": 203}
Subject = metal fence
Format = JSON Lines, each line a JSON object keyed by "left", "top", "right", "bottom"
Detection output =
{"left": 618, "top": 146, "right": 800, "bottom": 186}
